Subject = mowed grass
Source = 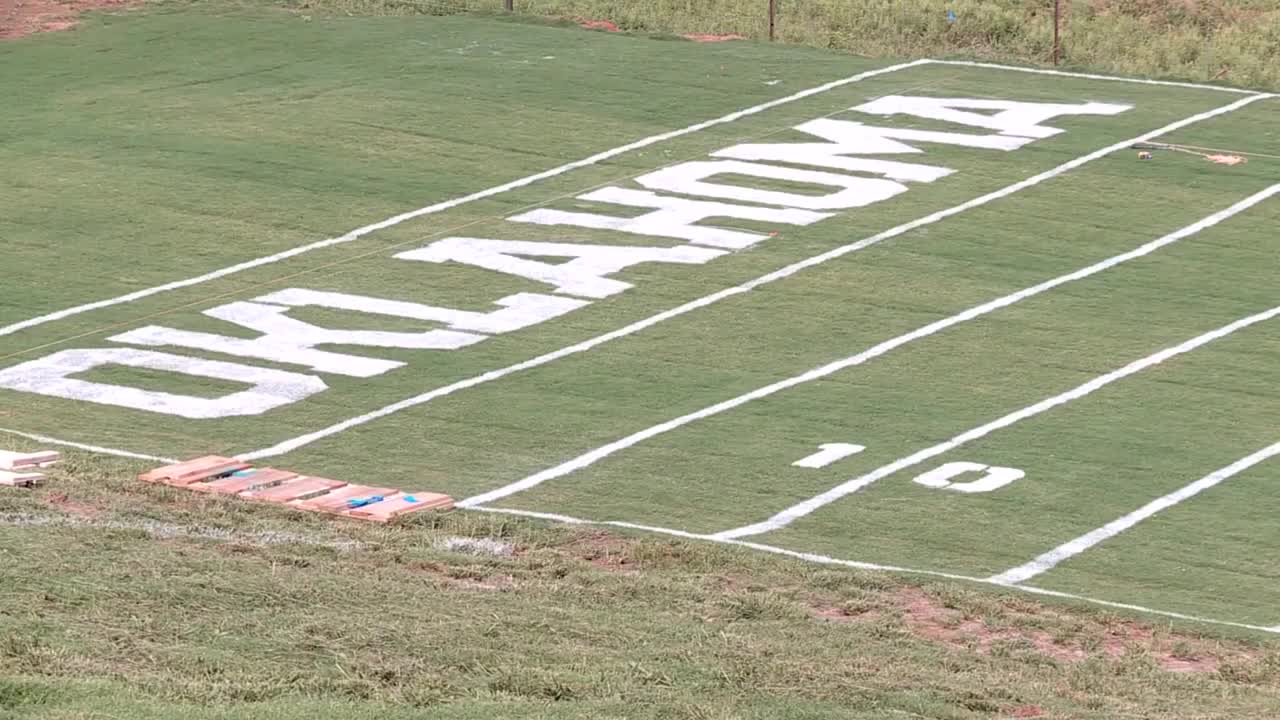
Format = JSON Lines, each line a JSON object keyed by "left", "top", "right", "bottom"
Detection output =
{"left": 3, "top": 454, "right": 1280, "bottom": 719}
{"left": 0, "top": 5, "right": 877, "bottom": 326}
{"left": 3, "top": 7, "right": 1280, "bottom": 716}
{"left": 491, "top": 94, "right": 1280, "bottom": 623}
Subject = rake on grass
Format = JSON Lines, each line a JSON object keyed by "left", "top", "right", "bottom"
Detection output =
{"left": 1132, "top": 141, "right": 1257, "bottom": 166}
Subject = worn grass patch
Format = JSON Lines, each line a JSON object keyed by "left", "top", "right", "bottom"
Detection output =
{"left": 2, "top": 456, "right": 1280, "bottom": 718}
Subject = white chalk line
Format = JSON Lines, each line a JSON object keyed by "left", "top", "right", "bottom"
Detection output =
{"left": 928, "top": 60, "right": 1273, "bottom": 96}
{"left": 0, "top": 512, "right": 364, "bottom": 551}
{"left": 247, "top": 93, "right": 1271, "bottom": 464}
{"left": 990, "top": 439, "right": 1280, "bottom": 585}
{"left": 0, "top": 60, "right": 929, "bottom": 342}
{"left": 0, "top": 426, "right": 176, "bottom": 464}
{"left": 469, "top": 505, "right": 1280, "bottom": 635}
{"left": 718, "top": 302, "right": 1280, "bottom": 540}
{"left": 460, "top": 182, "right": 1280, "bottom": 508}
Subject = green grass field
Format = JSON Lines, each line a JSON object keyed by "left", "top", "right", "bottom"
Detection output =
{"left": 2, "top": 5, "right": 1280, "bottom": 718}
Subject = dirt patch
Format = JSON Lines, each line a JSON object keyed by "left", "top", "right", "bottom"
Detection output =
{"left": 45, "top": 491, "right": 102, "bottom": 519}
{"left": 817, "top": 587, "right": 1258, "bottom": 675}
{"left": 1, "top": 0, "right": 128, "bottom": 40}
{"left": 577, "top": 18, "right": 619, "bottom": 32}
{"left": 560, "top": 529, "right": 637, "bottom": 572}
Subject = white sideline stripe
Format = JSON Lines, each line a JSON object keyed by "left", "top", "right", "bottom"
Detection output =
{"left": 0, "top": 427, "right": 176, "bottom": 464}
{"left": 0, "top": 60, "right": 929, "bottom": 342}
{"left": 717, "top": 302, "right": 1280, "bottom": 540}
{"left": 459, "top": 182, "right": 1280, "bottom": 508}
{"left": 929, "top": 60, "right": 1272, "bottom": 96}
{"left": 990, "top": 440, "right": 1280, "bottom": 585}
{"left": 246, "top": 93, "right": 1270, "bottom": 464}
{"left": 469, "top": 505, "right": 1280, "bottom": 635}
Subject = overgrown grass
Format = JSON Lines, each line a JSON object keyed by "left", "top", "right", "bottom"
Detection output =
{"left": 286, "top": 0, "right": 1280, "bottom": 91}
{"left": 2, "top": 455, "right": 1280, "bottom": 718}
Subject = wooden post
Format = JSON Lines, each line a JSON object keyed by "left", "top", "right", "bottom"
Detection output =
{"left": 1052, "top": 0, "right": 1061, "bottom": 65}
{"left": 768, "top": 0, "right": 776, "bottom": 41}
{"left": 504, "top": 0, "right": 513, "bottom": 11}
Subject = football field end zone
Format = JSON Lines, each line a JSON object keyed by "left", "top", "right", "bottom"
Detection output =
{"left": 1, "top": 67, "right": 1270, "bottom": 466}
{"left": 0, "top": 58, "right": 1262, "bottom": 344}
{"left": 4, "top": 86, "right": 1266, "bottom": 466}
{"left": 457, "top": 182, "right": 1280, "bottom": 508}
{"left": 238, "top": 90, "right": 1272, "bottom": 463}
{"left": 466, "top": 505, "right": 1280, "bottom": 636}
{"left": 0, "top": 59, "right": 931, "bottom": 342}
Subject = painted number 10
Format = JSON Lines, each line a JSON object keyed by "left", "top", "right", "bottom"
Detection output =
{"left": 792, "top": 444, "right": 1023, "bottom": 494}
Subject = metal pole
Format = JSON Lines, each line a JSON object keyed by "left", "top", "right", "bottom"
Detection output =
{"left": 768, "top": 0, "right": 776, "bottom": 41}
{"left": 1052, "top": 0, "right": 1061, "bottom": 65}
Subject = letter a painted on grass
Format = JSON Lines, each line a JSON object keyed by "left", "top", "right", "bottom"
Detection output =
{"left": 852, "top": 96, "right": 1131, "bottom": 139}
{"left": 510, "top": 187, "right": 832, "bottom": 250}
{"left": 395, "top": 237, "right": 723, "bottom": 299}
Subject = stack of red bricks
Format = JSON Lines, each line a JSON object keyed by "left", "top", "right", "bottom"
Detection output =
{"left": 139, "top": 456, "right": 453, "bottom": 524}
{"left": 0, "top": 450, "right": 60, "bottom": 487}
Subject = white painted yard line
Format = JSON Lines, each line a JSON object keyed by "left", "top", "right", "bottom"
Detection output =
{"left": 717, "top": 302, "right": 1280, "bottom": 540}
{"left": 0, "top": 60, "right": 929, "bottom": 342}
{"left": 925, "top": 60, "right": 1274, "bottom": 96}
{"left": 469, "top": 505, "right": 1280, "bottom": 634}
{"left": 0, "top": 427, "right": 177, "bottom": 464}
{"left": 990, "top": 440, "right": 1280, "bottom": 585}
{"left": 459, "top": 182, "right": 1280, "bottom": 507}
{"left": 245, "top": 94, "right": 1270, "bottom": 463}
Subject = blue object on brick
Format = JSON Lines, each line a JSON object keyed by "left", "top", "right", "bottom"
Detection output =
{"left": 346, "top": 495, "right": 385, "bottom": 509}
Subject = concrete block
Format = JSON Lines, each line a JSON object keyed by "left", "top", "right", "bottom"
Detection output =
{"left": 0, "top": 450, "right": 60, "bottom": 470}
{"left": 0, "top": 470, "right": 44, "bottom": 487}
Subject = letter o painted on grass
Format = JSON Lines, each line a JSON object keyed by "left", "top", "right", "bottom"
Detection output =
{"left": 636, "top": 160, "right": 907, "bottom": 210}
{"left": 0, "top": 348, "right": 326, "bottom": 419}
